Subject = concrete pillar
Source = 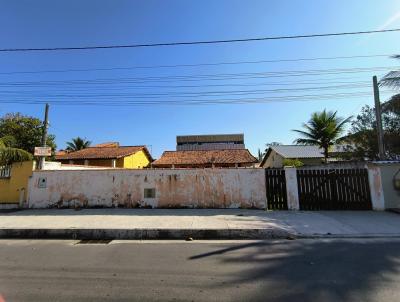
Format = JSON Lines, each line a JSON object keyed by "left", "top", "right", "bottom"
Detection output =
{"left": 111, "top": 159, "right": 116, "bottom": 168}
{"left": 284, "top": 167, "right": 300, "bottom": 210}
{"left": 18, "top": 188, "right": 25, "bottom": 208}
{"left": 84, "top": 160, "right": 89, "bottom": 166}
{"left": 367, "top": 164, "right": 385, "bottom": 210}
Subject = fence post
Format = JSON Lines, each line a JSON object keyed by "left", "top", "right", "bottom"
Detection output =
{"left": 366, "top": 163, "right": 385, "bottom": 210}
{"left": 284, "top": 167, "right": 299, "bottom": 210}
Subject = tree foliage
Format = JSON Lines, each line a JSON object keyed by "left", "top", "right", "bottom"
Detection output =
{"left": 293, "top": 110, "right": 351, "bottom": 162}
{"left": 66, "top": 137, "right": 91, "bottom": 151}
{"left": 346, "top": 95, "right": 400, "bottom": 159}
{"left": 265, "top": 142, "right": 282, "bottom": 147}
{"left": 283, "top": 158, "right": 304, "bottom": 167}
{"left": 257, "top": 148, "right": 265, "bottom": 162}
{"left": 0, "top": 113, "right": 56, "bottom": 154}
{"left": 0, "top": 136, "right": 33, "bottom": 166}
{"left": 380, "top": 55, "right": 400, "bottom": 88}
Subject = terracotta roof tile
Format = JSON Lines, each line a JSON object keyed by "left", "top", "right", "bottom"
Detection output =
{"left": 55, "top": 146, "right": 150, "bottom": 160}
{"left": 93, "top": 142, "right": 120, "bottom": 147}
{"left": 55, "top": 150, "right": 69, "bottom": 156}
{"left": 152, "top": 149, "right": 257, "bottom": 167}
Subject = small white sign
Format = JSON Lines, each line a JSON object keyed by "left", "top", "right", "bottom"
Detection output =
{"left": 34, "top": 147, "right": 52, "bottom": 157}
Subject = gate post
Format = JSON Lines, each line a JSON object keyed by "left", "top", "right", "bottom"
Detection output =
{"left": 284, "top": 167, "right": 299, "bottom": 210}
{"left": 366, "top": 163, "right": 385, "bottom": 210}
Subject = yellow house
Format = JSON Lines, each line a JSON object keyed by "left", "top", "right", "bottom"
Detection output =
{"left": 0, "top": 161, "right": 35, "bottom": 206}
{"left": 55, "top": 143, "right": 153, "bottom": 168}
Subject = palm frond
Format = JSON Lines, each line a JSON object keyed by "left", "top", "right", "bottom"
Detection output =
{"left": 292, "top": 129, "right": 317, "bottom": 140}
{"left": 292, "top": 109, "right": 351, "bottom": 158}
{"left": 0, "top": 147, "right": 32, "bottom": 166}
{"left": 293, "top": 138, "right": 320, "bottom": 145}
{"left": 380, "top": 70, "right": 400, "bottom": 88}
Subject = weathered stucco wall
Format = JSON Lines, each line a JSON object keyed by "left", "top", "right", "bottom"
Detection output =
{"left": 376, "top": 163, "right": 400, "bottom": 209}
{"left": 0, "top": 161, "right": 35, "bottom": 205}
{"left": 28, "top": 168, "right": 266, "bottom": 209}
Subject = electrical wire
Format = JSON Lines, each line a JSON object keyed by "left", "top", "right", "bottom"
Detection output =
{"left": 1, "top": 91, "right": 394, "bottom": 106}
{"left": 1, "top": 28, "right": 399, "bottom": 52}
{"left": 0, "top": 53, "right": 395, "bottom": 75}
{"left": 0, "top": 66, "right": 397, "bottom": 86}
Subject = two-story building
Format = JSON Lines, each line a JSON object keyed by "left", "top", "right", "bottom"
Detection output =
{"left": 153, "top": 134, "right": 257, "bottom": 168}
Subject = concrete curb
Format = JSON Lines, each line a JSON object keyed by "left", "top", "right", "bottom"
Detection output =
{"left": 0, "top": 228, "right": 293, "bottom": 240}
{"left": 296, "top": 233, "right": 400, "bottom": 239}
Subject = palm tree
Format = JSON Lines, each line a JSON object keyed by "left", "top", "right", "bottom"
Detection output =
{"left": 292, "top": 110, "right": 351, "bottom": 163}
{"left": 380, "top": 55, "right": 400, "bottom": 88}
{"left": 66, "top": 137, "right": 91, "bottom": 152}
{"left": 0, "top": 136, "right": 32, "bottom": 166}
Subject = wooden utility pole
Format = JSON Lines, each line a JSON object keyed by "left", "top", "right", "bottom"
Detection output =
{"left": 372, "top": 76, "right": 385, "bottom": 160}
{"left": 38, "top": 103, "right": 49, "bottom": 170}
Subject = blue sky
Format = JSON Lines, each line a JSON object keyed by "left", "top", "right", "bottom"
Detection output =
{"left": 0, "top": 0, "right": 399, "bottom": 157}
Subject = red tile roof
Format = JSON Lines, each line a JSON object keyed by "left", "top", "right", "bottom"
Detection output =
{"left": 93, "top": 142, "right": 119, "bottom": 147}
{"left": 152, "top": 149, "right": 257, "bottom": 167}
{"left": 55, "top": 146, "right": 152, "bottom": 160}
{"left": 55, "top": 150, "right": 69, "bottom": 156}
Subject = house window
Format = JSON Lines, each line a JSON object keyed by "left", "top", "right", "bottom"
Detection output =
{"left": 144, "top": 188, "right": 156, "bottom": 198}
{"left": 0, "top": 165, "right": 11, "bottom": 178}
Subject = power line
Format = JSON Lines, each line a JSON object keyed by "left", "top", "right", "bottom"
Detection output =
{"left": 1, "top": 28, "right": 399, "bottom": 52}
{"left": 0, "top": 53, "right": 394, "bottom": 75}
{"left": 1, "top": 91, "right": 394, "bottom": 106}
{"left": 0, "top": 83, "right": 373, "bottom": 98}
{"left": 0, "top": 66, "right": 397, "bottom": 86}
{"left": 0, "top": 79, "right": 371, "bottom": 90}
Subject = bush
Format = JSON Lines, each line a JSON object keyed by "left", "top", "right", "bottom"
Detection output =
{"left": 283, "top": 158, "right": 304, "bottom": 167}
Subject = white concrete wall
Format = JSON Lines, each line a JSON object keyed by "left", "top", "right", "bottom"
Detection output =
{"left": 369, "top": 163, "right": 400, "bottom": 209}
{"left": 43, "top": 162, "right": 115, "bottom": 170}
{"left": 28, "top": 168, "right": 267, "bottom": 209}
{"left": 366, "top": 164, "right": 386, "bottom": 210}
{"left": 284, "top": 167, "right": 300, "bottom": 210}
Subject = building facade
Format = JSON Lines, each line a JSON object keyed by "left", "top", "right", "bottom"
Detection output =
{"left": 55, "top": 143, "right": 153, "bottom": 168}
{"left": 176, "top": 134, "right": 245, "bottom": 151}
{"left": 153, "top": 134, "right": 257, "bottom": 168}
{"left": 260, "top": 145, "right": 349, "bottom": 168}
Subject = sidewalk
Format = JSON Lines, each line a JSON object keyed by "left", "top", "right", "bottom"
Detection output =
{"left": 0, "top": 208, "right": 399, "bottom": 240}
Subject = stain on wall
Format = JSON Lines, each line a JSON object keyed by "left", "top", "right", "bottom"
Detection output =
{"left": 28, "top": 168, "right": 267, "bottom": 209}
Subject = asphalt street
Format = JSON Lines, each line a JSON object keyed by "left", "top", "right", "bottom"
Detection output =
{"left": 0, "top": 239, "right": 399, "bottom": 302}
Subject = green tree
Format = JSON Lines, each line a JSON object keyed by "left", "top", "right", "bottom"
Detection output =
{"left": 293, "top": 110, "right": 351, "bottom": 163}
{"left": 283, "top": 158, "right": 304, "bottom": 167}
{"left": 257, "top": 148, "right": 265, "bottom": 162}
{"left": 265, "top": 142, "right": 282, "bottom": 148}
{"left": 0, "top": 113, "right": 56, "bottom": 154}
{"left": 66, "top": 137, "right": 91, "bottom": 151}
{"left": 346, "top": 96, "right": 400, "bottom": 159}
{"left": 0, "top": 136, "right": 32, "bottom": 165}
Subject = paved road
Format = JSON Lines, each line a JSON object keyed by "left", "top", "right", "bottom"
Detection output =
{"left": 0, "top": 239, "right": 399, "bottom": 302}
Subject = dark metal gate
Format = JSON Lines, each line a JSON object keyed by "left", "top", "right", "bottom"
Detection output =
{"left": 297, "top": 169, "right": 372, "bottom": 210}
{"left": 265, "top": 169, "right": 288, "bottom": 210}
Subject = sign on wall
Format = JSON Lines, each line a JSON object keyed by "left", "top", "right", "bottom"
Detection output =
{"left": 34, "top": 147, "right": 52, "bottom": 157}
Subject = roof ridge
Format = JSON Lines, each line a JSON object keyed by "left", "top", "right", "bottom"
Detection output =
{"left": 165, "top": 149, "right": 249, "bottom": 153}
{"left": 86, "top": 145, "right": 144, "bottom": 149}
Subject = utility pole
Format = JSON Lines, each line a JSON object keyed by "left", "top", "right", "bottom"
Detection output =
{"left": 372, "top": 76, "right": 385, "bottom": 160}
{"left": 38, "top": 103, "right": 49, "bottom": 170}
